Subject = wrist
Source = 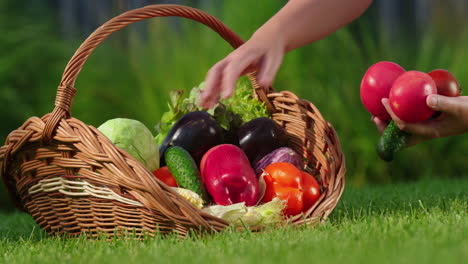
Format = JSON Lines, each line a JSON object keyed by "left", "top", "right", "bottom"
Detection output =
{"left": 250, "top": 23, "right": 288, "bottom": 52}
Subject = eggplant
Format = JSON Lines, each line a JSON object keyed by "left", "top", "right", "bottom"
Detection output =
{"left": 254, "top": 147, "right": 304, "bottom": 176}
{"left": 159, "top": 111, "right": 223, "bottom": 166}
{"left": 237, "top": 117, "right": 287, "bottom": 165}
{"left": 222, "top": 127, "right": 240, "bottom": 146}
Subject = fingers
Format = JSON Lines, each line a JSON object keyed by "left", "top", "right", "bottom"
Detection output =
{"left": 220, "top": 52, "right": 257, "bottom": 99}
{"left": 381, "top": 98, "right": 437, "bottom": 138}
{"left": 257, "top": 49, "right": 284, "bottom": 87}
{"left": 381, "top": 98, "right": 404, "bottom": 126}
{"left": 199, "top": 38, "right": 286, "bottom": 108}
{"left": 199, "top": 48, "right": 259, "bottom": 108}
{"left": 199, "top": 60, "right": 229, "bottom": 108}
{"left": 372, "top": 116, "right": 389, "bottom": 134}
{"left": 372, "top": 112, "right": 424, "bottom": 147}
{"left": 426, "top": 94, "right": 462, "bottom": 115}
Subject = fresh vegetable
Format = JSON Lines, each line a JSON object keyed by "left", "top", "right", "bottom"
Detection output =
{"left": 155, "top": 81, "right": 269, "bottom": 145}
{"left": 222, "top": 80, "right": 270, "bottom": 124}
{"left": 243, "top": 197, "right": 286, "bottom": 226}
{"left": 154, "top": 86, "right": 229, "bottom": 146}
{"left": 378, "top": 71, "right": 437, "bottom": 162}
{"left": 428, "top": 69, "right": 461, "bottom": 119}
{"left": 202, "top": 198, "right": 286, "bottom": 227}
{"left": 261, "top": 163, "right": 321, "bottom": 216}
{"left": 389, "top": 71, "right": 437, "bottom": 123}
{"left": 164, "top": 146, "right": 208, "bottom": 202}
{"left": 376, "top": 121, "right": 410, "bottom": 162}
{"left": 428, "top": 69, "right": 461, "bottom": 97}
{"left": 254, "top": 147, "right": 304, "bottom": 176}
{"left": 360, "top": 61, "right": 406, "bottom": 121}
{"left": 98, "top": 118, "right": 159, "bottom": 171}
{"left": 159, "top": 111, "right": 224, "bottom": 166}
{"left": 202, "top": 203, "right": 247, "bottom": 223}
{"left": 223, "top": 127, "right": 240, "bottom": 146}
{"left": 191, "top": 87, "right": 244, "bottom": 134}
{"left": 172, "top": 187, "right": 204, "bottom": 209}
{"left": 185, "top": 81, "right": 269, "bottom": 129}
{"left": 155, "top": 90, "right": 188, "bottom": 146}
{"left": 261, "top": 163, "right": 302, "bottom": 216}
{"left": 238, "top": 117, "right": 288, "bottom": 165}
{"left": 200, "top": 144, "right": 259, "bottom": 206}
{"left": 153, "top": 166, "right": 178, "bottom": 187}
{"left": 300, "top": 171, "right": 321, "bottom": 211}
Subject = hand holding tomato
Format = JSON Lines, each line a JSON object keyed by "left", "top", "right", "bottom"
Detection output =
{"left": 371, "top": 68, "right": 467, "bottom": 146}
{"left": 373, "top": 95, "right": 468, "bottom": 145}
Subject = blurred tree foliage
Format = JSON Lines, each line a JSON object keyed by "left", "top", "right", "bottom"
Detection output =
{"left": 0, "top": 1, "right": 71, "bottom": 136}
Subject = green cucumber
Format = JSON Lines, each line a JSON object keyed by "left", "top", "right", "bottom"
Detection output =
{"left": 376, "top": 121, "right": 410, "bottom": 162}
{"left": 164, "top": 146, "right": 208, "bottom": 202}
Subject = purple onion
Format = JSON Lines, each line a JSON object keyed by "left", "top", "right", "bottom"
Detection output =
{"left": 254, "top": 147, "right": 304, "bottom": 176}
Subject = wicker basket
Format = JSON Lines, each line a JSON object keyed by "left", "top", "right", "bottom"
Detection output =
{"left": 0, "top": 4, "right": 345, "bottom": 238}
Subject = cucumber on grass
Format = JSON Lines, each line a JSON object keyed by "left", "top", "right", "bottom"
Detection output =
{"left": 164, "top": 146, "right": 209, "bottom": 202}
{"left": 376, "top": 121, "right": 410, "bottom": 162}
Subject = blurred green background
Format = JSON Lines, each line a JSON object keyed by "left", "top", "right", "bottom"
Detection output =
{"left": 1, "top": 0, "right": 467, "bottom": 210}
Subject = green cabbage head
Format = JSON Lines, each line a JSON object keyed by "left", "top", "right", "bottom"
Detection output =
{"left": 98, "top": 118, "right": 159, "bottom": 171}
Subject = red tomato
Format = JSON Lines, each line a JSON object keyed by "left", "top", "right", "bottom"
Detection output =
{"left": 360, "top": 61, "right": 406, "bottom": 121}
{"left": 153, "top": 166, "right": 178, "bottom": 187}
{"left": 389, "top": 71, "right": 437, "bottom": 123}
{"left": 428, "top": 69, "right": 461, "bottom": 97}
{"left": 300, "top": 171, "right": 321, "bottom": 212}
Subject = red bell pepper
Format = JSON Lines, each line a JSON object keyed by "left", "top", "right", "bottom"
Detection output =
{"left": 261, "top": 162, "right": 320, "bottom": 216}
{"left": 200, "top": 144, "right": 259, "bottom": 206}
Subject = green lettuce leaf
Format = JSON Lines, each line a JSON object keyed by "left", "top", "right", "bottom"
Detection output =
{"left": 154, "top": 80, "right": 270, "bottom": 145}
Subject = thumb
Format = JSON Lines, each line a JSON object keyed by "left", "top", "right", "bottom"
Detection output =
{"left": 426, "top": 94, "right": 460, "bottom": 114}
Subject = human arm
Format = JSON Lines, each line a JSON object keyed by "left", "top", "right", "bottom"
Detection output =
{"left": 199, "top": 0, "right": 373, "bottom": 108}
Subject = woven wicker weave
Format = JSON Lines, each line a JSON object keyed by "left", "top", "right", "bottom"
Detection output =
{"left": 0, "top": 4, "right": 345, "bottom": 238}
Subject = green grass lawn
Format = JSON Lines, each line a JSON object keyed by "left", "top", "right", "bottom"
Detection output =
{"left": 1, "top": 178, "right": 467, "bottom": 264}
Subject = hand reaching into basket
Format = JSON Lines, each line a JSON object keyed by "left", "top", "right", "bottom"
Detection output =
{"left": 372, "top": 95, "right": 468, "bottom": 146}
{"left": 198, "top": 0, "right": 373, "bottom": 108}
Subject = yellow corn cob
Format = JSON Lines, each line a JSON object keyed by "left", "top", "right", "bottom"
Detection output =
{"left": 172, "top": 187, "right": 204, "bottom": 209}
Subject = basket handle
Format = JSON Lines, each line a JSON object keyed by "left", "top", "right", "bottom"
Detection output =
{"left": 43, "top": 4, "right": 275, "bottom": 142}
